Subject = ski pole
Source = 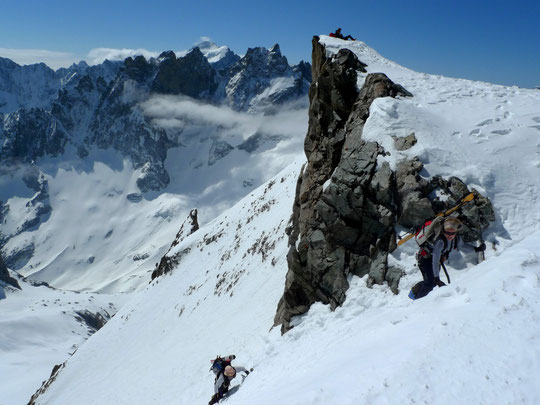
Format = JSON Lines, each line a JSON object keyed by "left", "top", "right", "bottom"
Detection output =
{"left": 441, "top": 263, "right": 450, "bottom": 284}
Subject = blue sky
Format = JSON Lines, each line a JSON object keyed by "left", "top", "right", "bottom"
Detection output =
{"left": 1, "top": 0, "right": 538, "bottom": 88}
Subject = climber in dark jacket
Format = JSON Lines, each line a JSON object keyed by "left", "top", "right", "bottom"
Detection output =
{"left": 329, "top": 28, "right": 355, "bottom": 41}
{"left": 409, "top": 217, "right": 486, "bottom": 300}
{"left": 209, "top": 356, "right": 251, "bottom": 404}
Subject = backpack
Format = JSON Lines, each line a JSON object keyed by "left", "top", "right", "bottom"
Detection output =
{"left": 414, "top": 216, "right": 445, "bottom": 250}
{"left": 211, "top": 356, "right": 232, "bottom": 376}
{"left": 415, "top": 216, "right": 461, "bottom": 259}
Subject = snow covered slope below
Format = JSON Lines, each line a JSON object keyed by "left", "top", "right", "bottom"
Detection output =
{"left": 0, "top": 278, "right": 125, "bottom": 405}
{"left": 211, "top": 230, "right": 540, "bottom": 405}
{"left": 30, "top": 165, "right": 540, "bottom": 405}
{"left": 12, "top": 37, "right": 540, "bottom": 405}
{"left": 31, "top": 160, "right": 303, "bottom": 405}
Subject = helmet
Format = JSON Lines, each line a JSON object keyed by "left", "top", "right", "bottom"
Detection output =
{"left": 224, "top": 365, "right": 236, "bottom": 378}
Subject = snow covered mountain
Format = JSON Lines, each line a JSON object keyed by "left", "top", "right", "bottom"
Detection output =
{"left": 0, "top": 40, "right": 310, "bottom": 293}
{"left": 3, "top": 35, "right": 540, "bottom": 405}
{"left": 0, "top": 41, "right": 309, "bottom": 193}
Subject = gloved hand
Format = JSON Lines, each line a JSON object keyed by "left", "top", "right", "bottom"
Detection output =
{"left": 434, "top": 277, "right": 446, "bottom": 287}
{"left": 230, "top": 355, "right": 236, "bottom": 360}
{"left": 475, "top": 243, "right": 486, "bottom": 252}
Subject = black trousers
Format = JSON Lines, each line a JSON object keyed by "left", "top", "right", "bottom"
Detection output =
{"left": 415, "top": 257, "right": 436, "bottom": 299}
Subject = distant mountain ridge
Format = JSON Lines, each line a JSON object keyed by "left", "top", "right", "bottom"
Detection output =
{"left": 0, "top": 41, "right": 310, "bottom": 282}
{"left": 0, "top": 42, "right": 311, "bottom": 192}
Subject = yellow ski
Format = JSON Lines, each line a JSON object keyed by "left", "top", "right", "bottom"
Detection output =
{"left": 397, "top": 192, "right": 475, "bottom": 247}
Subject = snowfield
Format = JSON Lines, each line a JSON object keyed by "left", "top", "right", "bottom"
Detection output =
{"left": 0, "top": 279, "right": 127, "bottom": 404}
{"left": 3, "top": 36, "right": 540, "bottom": 404}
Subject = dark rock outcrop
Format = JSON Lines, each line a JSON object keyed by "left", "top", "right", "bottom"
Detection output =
{"left": 395, "top": 157, "right": 434, "bottom": 228}
{"left": 237, "top": 133, "right": 284, "bottom": 154}
{"left": 274, "top": 37, "right": 494, "bottom": 334}
{"left": 0, "top": 168, "right": 51, "bottom": 257}
{"left": 151, "top": 209, "right": 199, "bottom": 280}
{"left": 27, "top": 362, "right": 66, "bottom": 405}
{"left": 74, "top": 309, "right": 110, "bottom": 332}
{"left": 0, "top": 253, "right": 21, "bottom": 289}
{"left": 152, "top": 48, "right": 218, "bottom": 97}
{"left": 428, "top": 176, "right": 495, "bottom": 242}
{"left": 4, "top": 242, "right": 35, "bottom": 270}
{"left": 126, "top": 193, "right": 143, "bottom": 203}
{"left": 274, "top": 37, "right": 412, "bottom": 333}
{"left": 2, "top": 108, "right": 67, "bottom": 162}
{"left": 208, "top": 140, "right": 234, "bottom": 166}
{"left": 394, "top": 133, "right": 417, "bottom": 151}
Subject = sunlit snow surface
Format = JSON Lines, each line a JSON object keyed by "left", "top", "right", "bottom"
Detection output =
{"left": 3, "top": 36, "right": 540, "bottom": 404}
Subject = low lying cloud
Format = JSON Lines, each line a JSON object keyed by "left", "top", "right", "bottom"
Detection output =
{"left": 140, "top": 95, "right": 308, "bottom": 142}
{"left": 0, "top": 48, "right": 80, "bottom": 70}
{"left": 140, "top": 96, "right": 250, "bottom": 129}
{"left": 87, "top": 48, "right": 160, "bottom": 65}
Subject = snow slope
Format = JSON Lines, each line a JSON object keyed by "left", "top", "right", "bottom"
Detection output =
{"left": 7, "top": 37, "right": 540, "bottom": 405}
{"left": 1, "top": 101, "right": 307, "bottom": 293}
{"left": 0, "top": 278, "right": 126, "bottom": 405}
{"left": 0, "top": 105, "right": 306, "bottom": 403}
{"left": 30, "top": 160, "right": 303, "bottom": 405}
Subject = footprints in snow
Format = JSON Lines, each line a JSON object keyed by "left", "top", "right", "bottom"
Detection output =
{"left": 469, "top": 113, "right": 540, "bottom": 151}
{"left": 530, "top": 117, "right": 540, "bottom": 136}
{"left": 469, "top": 111, "right": 514, "bottom": 141}
{"left": 491, "top": 129, "right": 512, "bottom": 135}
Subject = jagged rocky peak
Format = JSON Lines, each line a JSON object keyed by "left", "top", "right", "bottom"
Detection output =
{"left": 194, "top": 39, "right": 240, "bottom": 71}
{"left": 158, "top": 50, "right": 176, "bottom": 61}
{"left": 293, "top": 60, "right": 312, "bottom": 82}
{"left": 0, "top": 57, "right": 62, "bottom": 114}
{"left": 0, "top": 56, "right": 20, "bottom": 70}
{"left": 225, "top": 43, "right": 311, "bottom": 112}
{"left": 151, "top": 209, "right": 199, "bottom": 281}
{"left": 1, "top": 165, "right": 51, "bottom": 269}
{"left": 273, "top": 36, "right": 494, "bottom": 334}
{"left": 123, "top": 54, "right": 155, "bottom": 83}
{"left": 238, "top": 44, "right": 289, "bottom": 75}
{"left": 2, "top": 108, "right": 67, "bottom": 162}
{"left": 152, "top": 47, "right": 217, "bottom": 98}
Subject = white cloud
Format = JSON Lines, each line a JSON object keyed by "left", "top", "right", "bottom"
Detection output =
{"left": 140, "top": 95, "right": 251, "bottom": 129}
{"left": 86, "top": 48, "right": 160, "bottom": 65}
{"left": 139, "top": 94, "right": 308, "bottom": 144}
{"left": 0, "top": 48, "right": 80, "bottom": 70}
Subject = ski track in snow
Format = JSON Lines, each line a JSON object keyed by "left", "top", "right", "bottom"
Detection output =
{"left": 3, "top": 36, "right": 540, "bottom": 404}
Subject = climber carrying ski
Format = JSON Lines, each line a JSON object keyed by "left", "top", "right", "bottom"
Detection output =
{"left": 409, "top": 216, "right": 486, "bottom": 300}
{"left": 209, "top": 355, "right": 252, "bottom": 404}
